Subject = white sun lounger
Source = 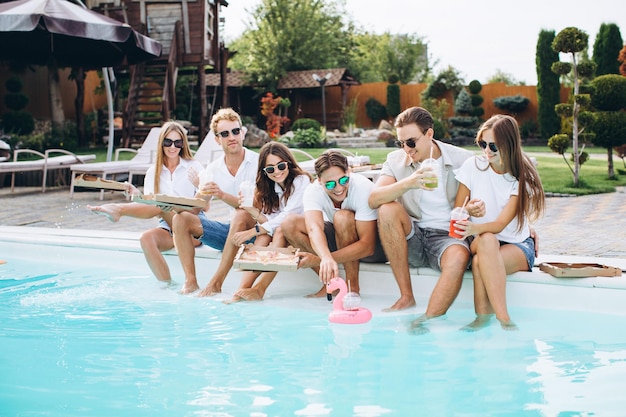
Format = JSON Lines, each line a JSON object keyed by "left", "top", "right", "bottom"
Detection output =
{"left": 69, "top": 127, "right": 161, "bottom": 199}
{"left": 0, "top": 148, "right": 96, "bottom": 193}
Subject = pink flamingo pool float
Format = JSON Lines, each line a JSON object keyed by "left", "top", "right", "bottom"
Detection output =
{"left": 326, "top": 277, "right": 372, "bottom": 324}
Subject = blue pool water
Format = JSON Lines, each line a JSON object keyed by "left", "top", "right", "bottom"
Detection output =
{"left": 1, "top": 241, "right": 626, "bottom": 416}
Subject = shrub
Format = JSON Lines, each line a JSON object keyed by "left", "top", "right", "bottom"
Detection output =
{"left": 1, "top": 111, "right": 34, "bottom": 135}
{"left": 519, "top": 119, "right": 539, "bottom": 139}
{"left": 591, "top": 74, "right": 626, "bottom": 111}
{"left": 365, "top": 97, "right": 387, "bottom": 125}
{"left": 386, "top": 83, "right": 401, "bottom": 118}
{"left": 292, "top": 128, "right": 323, "bottom": 148}
{"left": 291, "top": 118, "right": 321, "bottom": 132}
{"left": 468, "top": 80, "right": 482, "bottom": 94}
{"left": 493, "top": 95, "right": 530, "bottom": 113}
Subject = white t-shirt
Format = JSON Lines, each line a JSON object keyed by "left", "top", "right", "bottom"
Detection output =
{"left": 303, "top": 173, "right": 378, "bottom": 222}
{"left": 416, "top": 157, "right": 452, "bottom": 231}
{"left": 454, "top": 156, "right": 528, "bottom": 243}
{"left": 143, "top": 158, "right": 203, "bottom": 197}
{"left": 260, "top": 174, "right": 311, "bottom": 236}
{"left": 200, "top": 148, "right": 259, "bottom": 217}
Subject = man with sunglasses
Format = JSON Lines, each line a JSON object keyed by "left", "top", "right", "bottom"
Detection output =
{"left": 369, "top": 107, "right": 483, "bottom": 330}
{"left": 282, "top": 150, "right": 386, "bottom": 296}
{"left": 172, "top": 108, "right": 259, "bottom": 295}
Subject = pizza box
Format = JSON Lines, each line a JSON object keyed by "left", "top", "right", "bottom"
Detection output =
{"left": 132, "top": 194, "right": 206, "bottom": 210}
{"left": 233, "top": 244, "right": 300, "bottom": 272}
{"left": 74, "top": 174, "right": 127, "bottom": 191}
{"left": 538, "top": 262, "right": 622, "bottom": 277}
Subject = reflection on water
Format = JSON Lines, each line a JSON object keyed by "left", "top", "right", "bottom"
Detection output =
{"left": 1, "top": 242, "right": 626, "bottom": 416}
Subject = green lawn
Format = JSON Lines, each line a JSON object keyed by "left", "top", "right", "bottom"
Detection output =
{"left": 82, "top": 145, "right": 626, "bottom": 196}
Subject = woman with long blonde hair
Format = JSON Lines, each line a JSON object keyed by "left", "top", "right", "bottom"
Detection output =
{"left": 88, "top": 121, "right": 203, "bottom": 284}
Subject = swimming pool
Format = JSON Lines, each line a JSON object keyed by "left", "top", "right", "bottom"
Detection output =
{"left": 1, "top": 227, "right": 626, "bottom": 416}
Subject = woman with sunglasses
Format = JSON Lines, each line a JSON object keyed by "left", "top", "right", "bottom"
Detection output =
{"left": 217, "top": 141, "right": 313, "bottom": 303}
{"left": 87, "top": 121, "right": 204, "bottom": 284}
{"left": 453, "top": 114, "right": 545, "bottom": 331}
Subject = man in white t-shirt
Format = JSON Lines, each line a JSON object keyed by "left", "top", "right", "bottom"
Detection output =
{"left": 282, "top": 150, "right": 386, "bottom": 296}
{"left": 172, "top": 108, "right": 258, "bottom": 295}
{"left": 369, "top": 107, "right": 483, "bottom": 332}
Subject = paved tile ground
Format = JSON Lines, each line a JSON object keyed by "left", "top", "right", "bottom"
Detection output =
{"left": 1, "top": 182, "right": 625, "bottom": 260}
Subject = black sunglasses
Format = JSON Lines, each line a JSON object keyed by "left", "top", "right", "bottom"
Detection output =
{"left": 478, "top": 140, "right": 498, "bottom": 153}
{"left": 324, "top": 175, "right": 350, "bottom": 190}
{"left": 162, "top": 138, "right": 184, "bottom": 148}
{"left": 217, "top": 127, "right": 242, "bottom": 138}
{"left": 263, "top": 161, "right": 289, "bottom": 174}
{"left": 394, "top": 138, "right": 417, "bottom": 149}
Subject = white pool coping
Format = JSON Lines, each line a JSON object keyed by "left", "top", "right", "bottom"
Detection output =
{"left": 2, "top": 225, "right": 625, "bottom": 317}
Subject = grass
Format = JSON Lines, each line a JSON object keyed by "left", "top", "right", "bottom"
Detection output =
{"left": 81, "top": 145, "right": 626, "bottom": 196}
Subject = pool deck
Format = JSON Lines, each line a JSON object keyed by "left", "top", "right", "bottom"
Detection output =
{"left": 1, "top": 184, "right": 625, "bottom": 316}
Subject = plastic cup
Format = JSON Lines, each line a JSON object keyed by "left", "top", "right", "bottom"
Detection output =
{"left": 239, "top": 180, "right": 255, "bottom": 207}
{"left": 420, "top": 158, "right": 438, "bottom": 189}
{"left": 198, "top": 167, "right": 214, "bottom": 195}
{"left": 449, "top": 207, "right": 469, "bottom": 239}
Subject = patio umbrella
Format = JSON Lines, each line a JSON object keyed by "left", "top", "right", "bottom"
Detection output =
{"left": 0, "top": 0, "right": 161, "bottom": 69}
{"left": 0, "top": 0, "right": 162, "bottom": 160}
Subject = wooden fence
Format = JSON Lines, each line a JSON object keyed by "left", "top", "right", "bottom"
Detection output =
{"left": 314, "top": 81, "right": 570, "bottom": 129}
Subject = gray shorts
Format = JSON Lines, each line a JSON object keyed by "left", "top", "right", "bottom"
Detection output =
{"left": 406, "top": 221, "right": 470, "bottom": 270}
{"left": 323, "top": 221, "right": 387, "bottom": 263}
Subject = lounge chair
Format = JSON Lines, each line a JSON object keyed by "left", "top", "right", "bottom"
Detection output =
{"left": 69, "top": 127, "right": 161, "bottom": 199}
{"left": 0, "top": 148, "right": 96, "bottom": 193}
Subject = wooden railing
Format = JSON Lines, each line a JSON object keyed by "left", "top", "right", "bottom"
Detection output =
{"left": 161, "top": 20, "right": 183, "bottom": 120}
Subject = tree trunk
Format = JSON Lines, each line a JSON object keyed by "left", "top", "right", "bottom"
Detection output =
{"left": 608, "top": 147, "right": 615, "bottom": 179}
{"left": 47, "top": 61, "right": 65, "bottom": 131}
{"left": 74, "top": 67, "right": 86, "bottom": 147}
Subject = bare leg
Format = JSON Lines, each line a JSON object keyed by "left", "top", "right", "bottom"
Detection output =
{"left": 424, "top": 244, "right": 468, "bottom": 317}
{"left": 469, "top": 234, "right": 526, "bottom": 330}
{"left": 227, "top": 228, "right": 287, "bottom": 303}
{"left": 282, "top": 214, "right": 323, "bottom": 297}
{"left": 172, "top": 211, "right": 204, "bottom": 294}
{"left": 87, "top": 202, "right": 162, "bottom": 223}
{"left": 333, "top": 210, "right": 362, "bottom": 294}
{"left": 199, "top": 209, "right": 255, "bottom": 297}
{"left": 377, "top": 202, "right": 417, "bottom": 311}
{"left": 140, "top": 227, "right": 174, "bottom": 282}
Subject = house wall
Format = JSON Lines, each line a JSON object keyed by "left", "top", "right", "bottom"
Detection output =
{"left": 0, "top": 66, "right": 106, "bottom": 121}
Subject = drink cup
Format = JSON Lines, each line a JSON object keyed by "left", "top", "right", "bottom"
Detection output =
{"left": 198, "top": 167, "right": 214, "bottom": 195}
{"left": 448, "top": 207, "right": 469, "bottom": 239}
{"left": 239, "top": 180, "right": 255, "bottom": 207}
{"left": 420, "top": 158, "right": 438, "bottom": 189}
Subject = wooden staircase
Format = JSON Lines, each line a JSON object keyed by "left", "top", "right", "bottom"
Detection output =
{"left": 122, "top": 21, "right": 183, "bottom": 148}
{"left": 122, "top": 61, "right": 168, "bottom": 147}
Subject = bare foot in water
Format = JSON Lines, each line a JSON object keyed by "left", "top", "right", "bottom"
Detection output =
{"left": 235, "top": 288, "right": 265, "bottom": 301}
{"left": 179, "top": 282, "right": 199, "bottom": 295}
{"left": 499, "top": 320, "right": 518, "bottom": 331}
{"left": 383, "top": 296, "right": 417, "bottom": 312}
{"left": 305, "top": 286, "right": 339, "bottom": 299}
{"left": 460, "top": 314, "right": 494, "bottom": 332}
{"left": 87, "top": 204, "right": 121, "bottom": 223}
{"left": 197, "top": 284, "right": 220, "bottom": 297}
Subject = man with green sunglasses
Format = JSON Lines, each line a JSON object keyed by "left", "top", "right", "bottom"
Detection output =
{"left": 282, "top": 150, "right": 386, "bottom": 297}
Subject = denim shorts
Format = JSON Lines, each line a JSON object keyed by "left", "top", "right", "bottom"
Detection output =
{"left": 503, "top": 236, "right": 535, "bottom": 271}
{"left": 323, "top": 221, "right": 387, "bottom": 263}
{"left": 197, "top": 211, "right": 230, "bottom": 250}
{"left": 406, "top": 221, "right": 470, "bottom": 270}
{"left": 158, "top": 218, "right": 172, "bottom": 235}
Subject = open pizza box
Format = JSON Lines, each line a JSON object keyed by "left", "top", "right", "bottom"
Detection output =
{"left": 538, "top": 262, "right": 622, "bottom": 277}
{"left": 74, "top": 174, "right": 127, "bottom": 191}
{"left": 132, "top": 194, "right": 206, "bottom": 210}
{"left": 233, "top": 244, "right": 300, "bottom": 272}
